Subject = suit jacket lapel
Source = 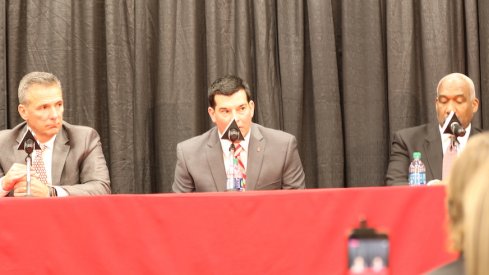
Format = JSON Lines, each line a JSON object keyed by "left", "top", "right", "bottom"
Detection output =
{"left": 423, "top": 124, "right": 443, "bottom": 180}
{"left": 246, "top": 124, "right": 265, "bottom": 190}
{"left": 51, "top": 126, "right": 70, "bottom": 186}
{"left": 206, "top": 128, "right": 227, "bottom": 192}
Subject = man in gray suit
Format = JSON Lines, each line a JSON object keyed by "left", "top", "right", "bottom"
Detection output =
{"left": 173, "top": 75, "right": 305, "bottom": 192}
{"left": 386, "top": 73, "right": 481, "bottom": 185}
{"left": 0, "top": 72, "right": 110, "bottom": 197}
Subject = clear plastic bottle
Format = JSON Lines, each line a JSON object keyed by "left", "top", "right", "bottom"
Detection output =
{"left": 232, "top": 158, "right": 245, "bottom": 191}
{"left": 409, "top": 151, "right": 426, "bottom": 185}
{"left": 226, "top": 153, "right": 246, "bottom": 191}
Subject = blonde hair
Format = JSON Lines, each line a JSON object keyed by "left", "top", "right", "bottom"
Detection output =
{"left": 463, "top": 162, "right": 489, "bottom": 275}
{"left": 18, "top": 72, "right": 62, "bottom": 104}
{"left": 446, "top": 132, "right": 489, "bottom": 251}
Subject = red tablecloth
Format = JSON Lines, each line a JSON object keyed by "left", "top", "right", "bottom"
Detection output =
{"left": 0, "top": 186, "right": 456, "bottom": 275}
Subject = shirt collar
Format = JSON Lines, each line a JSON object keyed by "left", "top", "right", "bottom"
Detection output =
{"left": 27, "top": 127, "right": 57, "bottom": 149}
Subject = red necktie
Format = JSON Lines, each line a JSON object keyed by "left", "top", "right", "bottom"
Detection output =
{"left": 33, "top": 145, "right": 49, "bottom": 185}
{"left": 442, "top": 137, "right": 458, "bottom": 180}
{"left": 234, "top": 143, "right": 247, "bottom": 180}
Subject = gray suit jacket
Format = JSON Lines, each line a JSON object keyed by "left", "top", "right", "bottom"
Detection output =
{"left": 0, "top": 121, "right": 111, "bottom": 195}
{"left": 172, "top": 123, "right": 306, "bottom": 192}
{"left": 385, "top": 123, "right": 481, "bottom": 185}
{"left": 426, "top": 257, "right": 464, "bottom": 275}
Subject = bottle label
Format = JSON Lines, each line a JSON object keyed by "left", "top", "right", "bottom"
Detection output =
{"left": 233, "top": 178, "right": 246, "bottom": 191}
{"left": 409, "top": 172, "right": 426, "bottom": 185}
{"left": 226, "top": 164, "right": 246, "bottom": 191}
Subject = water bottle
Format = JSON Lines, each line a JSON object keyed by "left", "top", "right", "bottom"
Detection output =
{"left": 226, "top": 155, "right": 246, "bottom": 191}
{"left": 232, "top": 158, "right": 245, "bottom": 191}
{"left": 409, "top": 152, "right": 426, "bottom": 185}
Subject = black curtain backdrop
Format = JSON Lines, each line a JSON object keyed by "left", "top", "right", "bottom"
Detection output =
{"left": 0, "top": 0, "right": 487, "bottom": 193}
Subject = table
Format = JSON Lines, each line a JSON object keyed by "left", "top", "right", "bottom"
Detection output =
{"left": 0, "top": 186, "right": 456, "bottom": 274}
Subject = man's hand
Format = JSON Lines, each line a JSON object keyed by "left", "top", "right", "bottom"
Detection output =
{"left": 427, "top": 179, "right": 445, "bottom": 186}
{"left": 13, "top": 177, "right": 50, "bottom": 197}
{"left": 2, "top": 163, "right": 28, "bottom": 191}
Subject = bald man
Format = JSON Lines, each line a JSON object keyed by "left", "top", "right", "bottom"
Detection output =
{"left": 386, "top": 73, "right": 481, "bottom": 185}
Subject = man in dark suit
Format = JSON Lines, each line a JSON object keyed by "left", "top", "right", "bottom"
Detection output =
{"left": 173, "top": 75, "right": 305, "bottom": 192}
{"left": 386, "top": 73, "right": 481, "bottom": 185}
{"left": 0, "top": 72, "right": 110, "bottom": 197}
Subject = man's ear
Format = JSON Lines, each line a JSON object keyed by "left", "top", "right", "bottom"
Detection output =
{"left": 249, "top": 100, "right": 255, "bottom": 118}
{"left": 472, "top": 98, "right": 480, "bottom": 113}
{"left": 18, "top": 104, "right": 28, "bottom": 121}
{"left": 208, "top": 107, "right": 216, "bottom": 123}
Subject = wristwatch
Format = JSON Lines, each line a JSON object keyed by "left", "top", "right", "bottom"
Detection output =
{"left": 49, "top": 186, "right": 58, "bottom": 197}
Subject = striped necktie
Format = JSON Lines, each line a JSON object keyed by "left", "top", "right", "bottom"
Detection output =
{"left": 234, "top": 143, "right": 247, "bottom": 180}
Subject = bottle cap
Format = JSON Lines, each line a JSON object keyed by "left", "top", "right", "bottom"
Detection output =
{"left": 413, "top": 152, "right": 421, "bottom": 159}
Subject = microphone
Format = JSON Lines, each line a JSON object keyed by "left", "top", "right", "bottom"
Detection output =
{"left": 443, "top": 111, "right": 466, "bottom": 138}
{"left": 228, "top": 128, "right": 240, "bottom": 142}
{"left": 224, "top": 120, "right": 243, "bottom": 192}
{"left": 17, "top": 129, "right": 41, "bottom": 197}
{"left": 221, "top": 118, "right": 244, "bottom": 143}
{"left": 24, "top": 139, "right": 35, "bottom": 155}
{"left": 450, "top": 121, "right": 466, "bottom": 137}
{"left": 17, "top": 129, "right": 41, "bottom": 154}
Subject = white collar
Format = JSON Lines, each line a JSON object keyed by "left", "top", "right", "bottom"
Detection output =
{"left": 27, "top": 126, "right": 57, "bottom": 149}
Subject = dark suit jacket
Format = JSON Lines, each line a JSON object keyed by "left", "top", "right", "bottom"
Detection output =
{"left": 385, "top": 123, "right": 481, "bottom": 185}
{"left": 426, "top": 257, "right": 464, "bottom": 275}
{"left": 172, "top": 123, "right": 306, "bottom": 192}
{"left": 0, "top": 121, "right": 111, "bottom": 195}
